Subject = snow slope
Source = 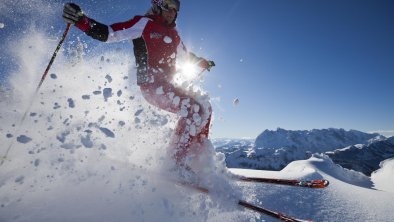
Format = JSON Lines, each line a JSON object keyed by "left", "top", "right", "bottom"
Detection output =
{"left": 2, "top": 138, "right": 394, "bottom": 222}
{"left": 231, "top": 155, "right": 394, "bottom": 222}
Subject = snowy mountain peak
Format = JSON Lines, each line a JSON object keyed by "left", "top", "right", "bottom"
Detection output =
{"left": 216, "top": 128, "right": 392, "bottom": 173}
{"left": 255, "top": 128, "right": 381, "bottom": 151}
{"left": 387, "top": 136, "right": 394, "bottom": 144}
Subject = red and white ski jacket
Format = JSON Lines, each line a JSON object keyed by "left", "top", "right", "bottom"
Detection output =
{"left": 75, "top": 14, "right": 198, "bottom": 85}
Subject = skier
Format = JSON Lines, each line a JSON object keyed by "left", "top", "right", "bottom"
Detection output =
{"left": 63, "top": 0, "right": 215, "bottom": 168}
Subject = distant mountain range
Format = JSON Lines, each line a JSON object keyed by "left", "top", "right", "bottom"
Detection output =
{"left": 326, "top": 137, "right": 394, "bottom": 175}
{"left": 213, "top": 128, "right": 394, "bottom": 176}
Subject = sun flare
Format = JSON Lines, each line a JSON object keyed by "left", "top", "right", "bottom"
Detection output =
{"left": 173, "top": 61, "right": 201, "bottom": 85}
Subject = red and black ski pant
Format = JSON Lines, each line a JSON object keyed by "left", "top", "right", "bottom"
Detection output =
{"left": 140, "top": 80, "right": 212, "bottom": 164}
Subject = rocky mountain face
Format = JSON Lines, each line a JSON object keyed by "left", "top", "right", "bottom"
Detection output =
{"left": 326, "top": 137, "right": 394, "bottom": 176}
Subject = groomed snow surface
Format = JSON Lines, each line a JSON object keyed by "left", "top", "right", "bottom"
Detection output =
{"left": 1, "top": 25, "right": 394, "bottom": 222}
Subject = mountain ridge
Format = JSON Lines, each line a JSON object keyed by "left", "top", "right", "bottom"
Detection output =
{"left": 214, "top": 128, "right": 393, "bottom": 175}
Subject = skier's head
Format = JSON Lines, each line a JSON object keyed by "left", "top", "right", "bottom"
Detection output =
{"left": 151, "top": 0, "right": 180, "bottom": 13}
{"left": 148, "top": 0, "right": 180, "bottom": 24}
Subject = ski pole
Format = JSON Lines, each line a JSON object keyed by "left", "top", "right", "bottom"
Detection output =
{"left": 0, "top": 23, "right": 72, "bottom": 167}
{"left": 21, "top": 23, "right": 72, "bottom": 123}
{"left": 196, "top": 67, "right": 207, "bottom": 79}
{"left": 35, "top": 23, "right": 71, "bottom": 94}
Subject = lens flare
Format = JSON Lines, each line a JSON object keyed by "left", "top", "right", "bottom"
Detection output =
{"left": 173, "top": 61, "right": 200, "bottom": 86}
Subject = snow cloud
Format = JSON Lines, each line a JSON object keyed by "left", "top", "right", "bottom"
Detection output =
{"left": 0, "top": 0, "right": 58, "bottom": 23}
{"left": 0, "top": 21, "right": 243, "bottom": 222}
{"left": 371, "top": 158, "right": 394, "bottom": 193}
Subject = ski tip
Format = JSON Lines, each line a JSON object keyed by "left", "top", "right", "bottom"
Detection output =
{"left": 311, "top": 179, "right": 329, "bottom": 188}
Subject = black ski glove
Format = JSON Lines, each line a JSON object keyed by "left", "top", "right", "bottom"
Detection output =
{"left": 199, "top": 59, "right": 216, "bottom": 71}
{"left": 206, "top": 60, "right": 216, "bottom": 71}
{"left": 63, "top": 3, "right": 84, "bottom": 24}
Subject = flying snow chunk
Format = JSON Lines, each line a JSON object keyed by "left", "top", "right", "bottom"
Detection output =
{"left": 34, "top": 159, "right": 40, "bottom": 167}
{"left": 67, "top": 98, "right": 75, "bottom": 108}
{"left": 103, "top": 88, "right": 112, "bottom": 101}
{"left": 50, "top": 73, "right": 57, "bottom": 79}
{"left": 134, "top": 109, "right": 144, "bottom": 116}
{"left": 17, "top": 135, "right": 32, "bottom": 144}
{"left": 163, "top": 36, "right": 172, "bottom": 43}
{"left": 233, "top": 98, "right": 240, "bottom": 106}
{"left": 99, "top": 127, "right": 115, "bottom": 138}
{"left": 81, "top": 134, "right": 93, "bottom": 148}
{"left": 0, "top": 23, "right": 4, "bottom": 29}
{"left": 53, "top": 102, "right": 61, "bottom": 109}
{"left": 105, "top": 74, "right": 112, "bottom": 83}
{"left": 15, "top": 176, "right": 24, "bottom": 184}
{"left": 156, "top": 86, "right": 164, "bottom": 95}
{"left": 57, "top": 131, "right": 70, "bottom": 143}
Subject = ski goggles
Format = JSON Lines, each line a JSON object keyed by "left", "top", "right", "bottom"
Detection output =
{"left": 160, "top": 0, "right": 180, "bottom": 12}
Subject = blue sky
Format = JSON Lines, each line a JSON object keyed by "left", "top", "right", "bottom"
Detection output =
{"left": 1, "top": 0, "right": 394, "bottom": 138}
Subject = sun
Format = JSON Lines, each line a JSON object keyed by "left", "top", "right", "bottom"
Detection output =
{"left": 182, "top": 62, "right": 198, "bottom": 78}
{"left": 173, "top": 61, "right": 201, "bottom": 85}
{"left": 180, "top": 61, "right": 199, "bottom": 79}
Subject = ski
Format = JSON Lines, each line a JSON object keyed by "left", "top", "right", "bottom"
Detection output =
{"left": 236, "top": 176, "right": 329, "bottom": 189}
{"left": 238, "top": 200, "right": 311, "bottom": 222}
{"left": 176, "top": 181, "right": 312, "bottom": 222}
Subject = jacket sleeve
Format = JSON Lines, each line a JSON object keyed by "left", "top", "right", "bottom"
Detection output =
{"left": 75, "top": 16, "right": 150, "bottom": 43}
{"left": 176, "top": 41, "right": 205, "bottom": 65}
{"left": 75, "top": 16, "right": 108, "bottom": 42}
